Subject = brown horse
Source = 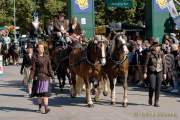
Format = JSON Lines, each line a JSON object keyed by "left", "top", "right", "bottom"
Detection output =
{"left": 48, "top": 39, "right": 72, "bottom": 90}
{"left": 8, "top": 43, "right": 19, "bottom": 65}
{"left": 1, "top": 43, "right": 10, "bottom": 66}
{"left": 99, "top": 33, "right": 129, "bottom": 107}
{"left": 69, "top": 35, "right": 108, "bottom": 107}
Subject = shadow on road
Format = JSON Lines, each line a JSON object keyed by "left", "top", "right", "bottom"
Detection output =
{"left": 0, "top": 107, "right": 36, "bottom": 113}
{"left": 95, "top": 100, "right": 148, "bottom": 107}
{"left": 0, "top": 93, "right": 24, "bottom": 97}
{"left": 49, "top": 96, "right": 87, "bottom": 107}
{"left": 128, "top": 86, "right": 180, "bottom": 98}
{"left": 28, "top": 95, "right": 87, "bottom": 108}
{"left": 0, "top": 80, "right": 22, "bottom": 88}
{"left": 51, "top": 87, "right": 70, "bottom": 95}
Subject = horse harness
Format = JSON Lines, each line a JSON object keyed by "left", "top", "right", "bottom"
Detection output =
{"left": 110, "top": 54, "right": 128, "bottom": 69}
{"left": 108, "top": 43, "right": 128, "bottom": 70}
{"left": 70, "top": 43, "right": 101, "bottom": 69}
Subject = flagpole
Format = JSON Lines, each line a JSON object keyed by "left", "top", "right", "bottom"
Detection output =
{"left": 14, "top": 0, "right": 16, "bottom": 42}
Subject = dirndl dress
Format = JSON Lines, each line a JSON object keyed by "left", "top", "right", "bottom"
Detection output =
{"left": 31, "top": 80, "right": 49, "bottom": 97}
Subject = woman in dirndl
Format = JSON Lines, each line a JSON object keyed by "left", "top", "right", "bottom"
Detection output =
{"left": 29, "top": 41, "right": 53, "bottom": 114}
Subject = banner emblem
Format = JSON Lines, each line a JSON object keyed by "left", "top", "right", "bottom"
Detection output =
{"left": 75, "top": 0, "right": 89, "bottom": 10}
{"left": 156, "top": 0, "right": 168, "bottom": 9}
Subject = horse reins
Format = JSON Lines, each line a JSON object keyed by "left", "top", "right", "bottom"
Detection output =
{"left": 110, "top": 54, "right": 128, "bottom": 69}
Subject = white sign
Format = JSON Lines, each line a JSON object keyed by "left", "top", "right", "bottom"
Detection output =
{"left": 0, "top": 55, "right": 3, "bottom": 75}
{"left": 15, "top": 26, "right": 20, "bottom": 30}
{"left": 81, "top": 18, "right": 86, "bottom": 25}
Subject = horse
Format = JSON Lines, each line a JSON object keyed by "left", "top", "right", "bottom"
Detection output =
{"left": 8, "top": 43, "right": 20, "bottom": 65}
{"left": 69, "top": 35, "right": 108, "bottom": 107}
{"left": 98, "top": 33, "right": 129, "bottom": 107}
{"left": 48, "top": 38, "right": 72, "bottom": 90}
{"left": 1, "top": 43, "right": 10, "bottom": 66}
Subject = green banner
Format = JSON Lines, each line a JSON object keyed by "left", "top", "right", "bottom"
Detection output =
{"left": 0, "top": 26, "right": 5, "bottom": 30}
{"left": 106, "top": 0, "right": 133, "bottom": 8}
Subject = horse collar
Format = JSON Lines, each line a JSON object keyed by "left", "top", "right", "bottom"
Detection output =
{"left": 85, "top": 51, "right": 98, "bottom": 67}
{"left": 85, "top": 44, "right": 100, "bottom": 67}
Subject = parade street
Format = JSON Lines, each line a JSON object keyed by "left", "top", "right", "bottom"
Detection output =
{"left": 0, "top": 65, "right": 179, "bottom": 120}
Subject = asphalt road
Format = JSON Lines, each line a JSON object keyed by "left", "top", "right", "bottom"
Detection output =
{"left": 0, "top": 65, "right": 180, "bottom": 120}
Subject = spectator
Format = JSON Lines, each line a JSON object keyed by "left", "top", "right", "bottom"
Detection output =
{"left": 163, "top": 44, "right": 174, "bottom": 90}
{"left": 171, "top": 44, "right": 180, "bottom": 93}
{"left": 162, "top": 34, "right": 172, "bottom": 53}
{"left": 127, "top": 40, "right": 136, "bottom": 83}
{"left": 170, "top": 33, "right": 179, "bottom": 44}
{"left": 131, "top": 38, "right": 144, "bottom": 86}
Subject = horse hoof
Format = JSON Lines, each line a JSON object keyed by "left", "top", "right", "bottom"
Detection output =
{"left": 88, "top": 104, "right": 94, "bottom": 108}
{"left": 122, "top": 103, "right": 128, "bottom": 107}
{"left": 103, "top": 91, "right": 108, "bottom": 96}
{"left": 111, "top": 102, "right": 116, "bottom": 105}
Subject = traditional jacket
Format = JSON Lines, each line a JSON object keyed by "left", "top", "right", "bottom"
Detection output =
{"left": 29, "top": 54, "right": 53, "bottom": 80}
{"left": 144, "top": 51, "right": 167, "bottom": 74}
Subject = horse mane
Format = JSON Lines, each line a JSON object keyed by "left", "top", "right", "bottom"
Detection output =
{"left": 94, "top": 35, "right": 107, "bottom": 42}
{"left": 111, "top": 33, "right": 127, "bottom": 53}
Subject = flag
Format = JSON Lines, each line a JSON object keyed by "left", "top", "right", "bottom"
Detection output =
{"left": 167, "top": 0, "right": 179, "bottom": 18}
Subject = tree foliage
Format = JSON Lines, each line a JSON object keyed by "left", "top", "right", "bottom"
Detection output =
{"left": 0, "top": 0, "right": 179, "bottom": 33}
{"left": 95, "top": 0, "right": 145, "bottom": 26}
{"left": 0, "top": 0, "right": 66, "bottom": 33}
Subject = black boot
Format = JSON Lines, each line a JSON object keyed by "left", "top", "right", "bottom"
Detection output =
{"left": 148, "top": 92, "right": 153, "bottom": 106}
{"left": 44, "top": 105, "right": 50, "bottom": 114}
{"left": 148, "top": 98, "right": 153, "bottom": 106}
{"left": 154, "top": 99, "right": 160, "bottom": 107}
{"left": 148, "top": 86, "right": 154, "bottom": 106}
{"left": 36, "top": 104, "right": 42, "bottom": 113}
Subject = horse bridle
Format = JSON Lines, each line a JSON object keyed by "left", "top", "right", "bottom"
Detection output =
{"left": 109, "top": 39, "right": 128, "bottom": 69}
{"left": 85, "top": 38, "right": 108, "bottom": 67}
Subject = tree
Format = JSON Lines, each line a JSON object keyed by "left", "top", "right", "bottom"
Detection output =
{"left": 44, "top": 0, "right": 66, "bottom": 16}
{"left": 95, "top": 0, "right": 145, "bottom": 26}
{"left": 95, "top": 0, "right": 106, "bottom": 26}
{"left": 0, "top": 0, "right": 35, "bottom": 33}
{"left": 0, "top": 0, "right": 67, "bottom": 33}
{"left": 0, "top": 0, "right": 14, "bottom": 25}
{"left": 16, "top": 0, "right": 36, "bottom": 33}
{"left": 0, "top": 0, "right": 156, "bottom": 33}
